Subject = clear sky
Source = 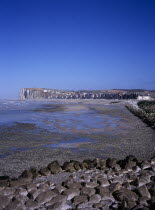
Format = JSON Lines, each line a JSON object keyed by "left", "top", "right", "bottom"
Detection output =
{"left": 0, "top": 0, "right": 155, "bottom": 99}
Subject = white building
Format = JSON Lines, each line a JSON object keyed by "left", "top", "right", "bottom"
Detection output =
{"left": 137, "top": 95, "right": 152, "bottom": 100}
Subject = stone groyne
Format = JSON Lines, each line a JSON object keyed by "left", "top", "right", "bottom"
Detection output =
{"left": 0, "top": 156, "right": 155, "bottom": 209}
{"left": 126, "top": 100, "right": 155, "bottom": 129}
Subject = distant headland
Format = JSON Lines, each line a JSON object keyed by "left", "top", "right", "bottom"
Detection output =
{"left": 20, "top": 88, "right": 155, "bottom": 100}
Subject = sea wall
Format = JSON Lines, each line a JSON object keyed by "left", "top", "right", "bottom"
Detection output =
{"left": 20, "top": 88, "right": 139, "bottom": 100}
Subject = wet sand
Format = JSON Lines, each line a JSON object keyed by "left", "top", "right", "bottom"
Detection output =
{"left": 0, "top": 99, "right": 155, "bottom": 178}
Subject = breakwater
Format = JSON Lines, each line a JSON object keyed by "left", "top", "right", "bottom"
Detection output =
{"left": 0, "top": 156, "right": 155, "bottom": 209}
{"left": 126, "top": 101, "right": 155, "bottom": 129}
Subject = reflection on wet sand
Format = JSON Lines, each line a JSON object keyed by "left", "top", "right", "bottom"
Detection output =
{"left": 0, "top": 101, "right": 131, "bottom": 158}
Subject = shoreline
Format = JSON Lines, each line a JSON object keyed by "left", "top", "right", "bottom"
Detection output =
{"left": 0, "top": 100, "right": 155, "bottom": 178}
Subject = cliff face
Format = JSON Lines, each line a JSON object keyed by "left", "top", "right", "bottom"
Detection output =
{"left": 20, "top": 88, "right": 140, "bottom": 100}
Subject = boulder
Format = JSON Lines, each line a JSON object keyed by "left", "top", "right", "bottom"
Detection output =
{"left": 140, "top": 161, "right": 151, "bottom": 169}
{"left": 39, "top": 167, "right": 51, "bottom": 176}
{"left": 97, "top": 177, "right": 109, "bottom": 187}
{"left": 89, "top": 194, "right": 101, "bottom": 204}
{"left": 106, "top": 158, "right": 117, "bottom": 168}
{"left": 19, "top": 170, "right": 33, "bottom": 180}
{"left": 62, "top": 188, "right": 80, "bottom": 200}
{"left": 81, "top": 160, "right": 92, "bottom": 169}
{"left": 109, "top": 182, "right": 122, "bottom": 193}
{"left": 0, "top": 195, "right": 10, "bottom": 209}
{"left": 35, "top": 190, "right": 58, "bottom": 204}
{"left": 48, "top": 161, "right": 62, "bottom": 174}
{"left": 137, "top": 185, "right": 151, "bottom": 200}
{"left": 73, "top": 195, "right": 88, "bottom": 205}
{"left": 25, "top": 200, "right": 39, "bottom": 209}
{"left": 80, "top": 187, "right": 96, "bottom": 197}
{"left": 62, "top": 161, "right": 76, "bottom": 172}
{"left": 113, "top": 189, "right": 139, "bottom": 209}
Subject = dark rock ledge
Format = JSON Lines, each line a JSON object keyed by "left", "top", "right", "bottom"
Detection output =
{"left": 0, "top": 156, "right": 155, "bottom": 209}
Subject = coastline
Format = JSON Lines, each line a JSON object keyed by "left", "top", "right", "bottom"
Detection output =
{"left": 0, "top": 99, "right": 155, "bottom": 178}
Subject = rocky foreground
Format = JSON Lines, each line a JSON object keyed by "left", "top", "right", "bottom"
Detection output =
{"left": 0, "top": 156, "right": 155, "bottom": 209}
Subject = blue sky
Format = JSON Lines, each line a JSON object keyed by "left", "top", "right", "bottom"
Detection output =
{"left": 0, "top": 0, "right": 155, "bottom": 98}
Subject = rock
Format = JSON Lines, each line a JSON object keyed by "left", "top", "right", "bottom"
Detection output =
{"left": 89, "top": 194, "right": 101, "bottom": 203}
{"left": 151, "top": 164, "right": 155, "bottom": 171}
{"left": 39, "top": 167, "right": 51, "bottom": 176}
{"left": 92, "top": 158, "right": 101, "bottom": 168}
{"left": 113, "top": 189, "right": 139, "bottom": 208}
{"left": 109, "top": 182, "right": 122, "bottom": 193}
{"left": 4, "top": 198, "right": 26, "bottom": 210}
{"left": 46, "top": 202, "right": 70, "bottom": 210}
{"left": 19, "top": 170, "right": 33, "bottom": 180}
{"left": 96, "top": 186, "right": 114, "bottom": 201}
{"left": 80, "top": 175, "right": 90, "bottom": 182}
{"left": 0, "top": 179, "right": 9, "bottom": 187}
{"left": 122, "top": 182, "right": 131, "bottom": 190}
{"left": 151, "top": 157, "right": 155, "bottom": 165}
{"left": 94, "top": 200, "right": 113, "bottom": 209}
{"left": 140, "top": 161, "right": 151, "bottom": 169}
{"left": 140, "top": 169, "right": 154, "bottom": 178}
{"left": 126, "top": 155, "right": 138, "bottom": 161}
{"left": 9, "top": 179, "right": 29, "bottom": 187}
{"left": 124, "top": 160, "right": 137, "bottom": 171}
{"left": 100, "top": 159, "right": 106, "bottom": 169}
{"left": 74, "top": 161, "right": 81, "bottom": 171}
{"left": 0, "top": 195, "right": 10, "bottom": 209}
{"left": 38, "top": 183, "right": 50, "bottom": 191}
{"left": 97, "top": 177, "right": 109, "bottom": 186}
{"left": 93, "top": 202, "right": 103, "bottom": 209}
{"left": 62, "top": 179, "right": 73, "bottom": 188}
{"left": 80, "top": 187, "right": 96, "bottom": 197}
{"left": 25, "top": 200, "right": 39, "bottom": 209}
{"left": 106, "top": 158, "right": 117, "bottom": 168}
{"left": 134, "top": 177, "right": 150, "bottom": 187}
{"left": 111, "top": 176, "right": 124, "bottom": 184}
{"left": 132, "top": 165, "right": 141, "bottom": 172}
{"left": 126, "top": 172, "right": 137, "bottom": 182}
{"left": 26, "top": 183, "right": 37, "bottom": 192}
{"left": 46, "top": 181, "right": 55, "bottom": 189}
{"left": 64, "top": 181, "right": 81, "bottom": 189}
{"left": 146, "top": 181, "right": 155, "bottom": 191}
{"left": 113, "top": 164, "right": 121, "bottom": 171}
{"left": 62, "top": 188, "right": 80, "bottom": 200}
{"left": 30, "top": 168, "right": 40, "bottom": 179}
{"left": 138, "top": 196, "right": 149, "bottom": 206}
{"left": 62, "top": 162, "right": 76, "bottom": 172}
{"left": 137, "top": 185, "right": 151, "bottom": 199}
{"left": 85, "top": 182, "right": 98, "bottom": 188}
{"left": 48, "top": 161, "right": 62, "bottom": 174}
{"left": 15, "top": 188, "right": 28, "bottom": 196}
{"left": 28, "top": 189, "right": 42, "bottom": 200}
{"left": 0, "top": 187, "right": 15, "bottom": 196}
{"left": 81, "top": 160, "right": 93, "bottom": 169}
{"left": 35, "top": 190, "right": 58, "bottom": 204}
{"left": 14, "top": 194, "right": 29, "bottom": 204}
{"left": 54, "top": 185, "right": 66, "bottom": 193}
{"left": 132, "top": 204, "right": 149, "bottom": 210}
{"left": 45, "top": 195, "right": 67, "bottom": 207}
{"left": 73, "top": 195, "right": 88, "bottom": 205}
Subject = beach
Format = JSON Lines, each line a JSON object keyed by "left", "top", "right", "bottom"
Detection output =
{"left": 0, "top": 99, "right": 155, "bottom": 178}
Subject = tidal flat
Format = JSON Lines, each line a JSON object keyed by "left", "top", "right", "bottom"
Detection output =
{"left": 0, "top": 99, "right": 155, "bottom": 178}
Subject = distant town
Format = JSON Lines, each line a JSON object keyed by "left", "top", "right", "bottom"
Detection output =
{"left": 20, "top": 88, "right": 155, "bottom": 100}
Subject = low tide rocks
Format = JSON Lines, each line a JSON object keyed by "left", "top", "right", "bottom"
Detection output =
{"left": 0, "top": 156, "right": 155, "bottom": 209}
